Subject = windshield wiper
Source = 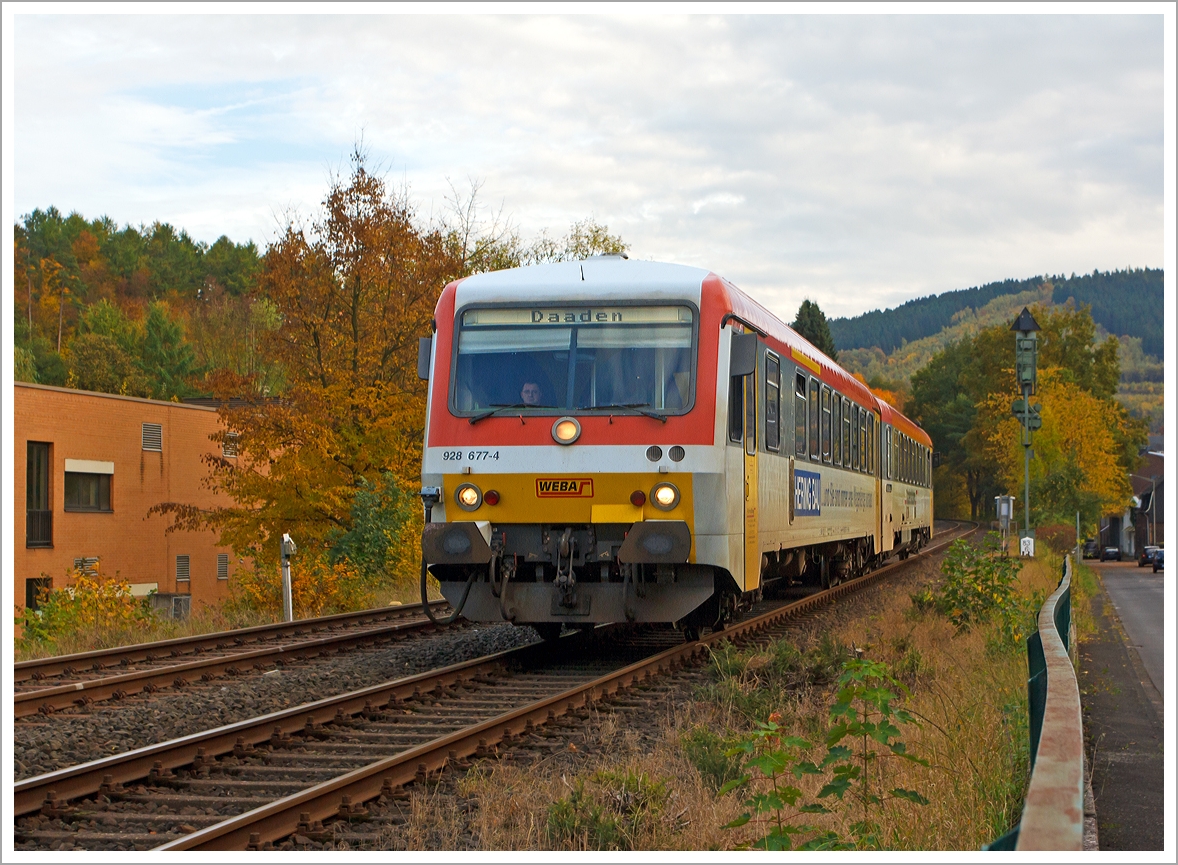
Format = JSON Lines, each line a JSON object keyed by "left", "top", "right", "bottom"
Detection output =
{"left": 468, "top": 403, "right": 555, "bottom": 425}
{"left": 577, "top": 402, "right": 668, "bottom": 423}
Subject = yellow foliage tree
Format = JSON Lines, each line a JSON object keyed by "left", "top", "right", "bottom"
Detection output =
{"left": 975, "top": 368, "right": 1132, "bottom": 529}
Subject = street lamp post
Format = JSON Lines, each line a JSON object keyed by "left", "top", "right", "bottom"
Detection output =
{"left": 1011, "top": 307, "right": 1041, "bottom": 556}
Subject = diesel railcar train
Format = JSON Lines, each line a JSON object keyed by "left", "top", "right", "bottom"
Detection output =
{"left": 418, "top": 257, "right": 932, "bottom": 638}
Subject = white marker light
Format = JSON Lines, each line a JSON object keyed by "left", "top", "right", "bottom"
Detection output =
{"left": 651, "top": 483, "right": 680, "bottom": 510}
{"left": 455, "top": 483, "right": 482, "bottom": 511}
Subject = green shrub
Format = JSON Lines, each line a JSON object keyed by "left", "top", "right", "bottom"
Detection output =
{"left": 681, "top": 726, "right": 745, "bottom": 792}
{"left": 546, "top": 769, "right": 672, "bottom": 850}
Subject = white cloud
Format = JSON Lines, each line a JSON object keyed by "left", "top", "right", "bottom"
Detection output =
{"left": 11, "top": 12, "right": 1165, "bottom": 322}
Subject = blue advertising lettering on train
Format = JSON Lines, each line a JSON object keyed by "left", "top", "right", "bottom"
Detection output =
{"left": 794, "top": 469, "right": 821, "bottom": 516}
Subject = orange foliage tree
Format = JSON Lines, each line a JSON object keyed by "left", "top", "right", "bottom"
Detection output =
{"left": 154, "top": 150, "right": 459, "bottom": 584}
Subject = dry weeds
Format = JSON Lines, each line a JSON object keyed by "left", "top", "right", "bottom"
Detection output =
{"left": 351, "top": 548, "right": 1067, "bottom": 851}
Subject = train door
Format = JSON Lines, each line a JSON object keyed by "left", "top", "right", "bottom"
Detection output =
{"left": 744, "top": 370, "right": 759, "bottom": 591}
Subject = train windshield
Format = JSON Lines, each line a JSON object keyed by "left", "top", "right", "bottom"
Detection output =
{"left": 453, "top": 305, "right": 695, "bottom": 414}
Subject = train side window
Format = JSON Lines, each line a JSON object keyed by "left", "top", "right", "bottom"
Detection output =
{"left": 850, "top": 404, "right": 859, "bottom": 470}
{"left": 832, "top": 391, "right": 842, "bottom": 466}
{"left": 821, "top": 386, "right": 832, "bottom": 462}
{"left": 808, "top": 377, "right": 820, "bottom": 460}
{"left": 794, "top": 373, "right": 807, "bottom": 457}
{"left": 867, "top": 413, "right": 874, "bottom": 475}
{"left": 885, "top": 426, "right": 892, "bottom": 480}
{"left": 745, "top": 371, "right": 757, "bottom": 456}
{"left": 843, "top": 398, "right": 852, "bottom": 469}
{"left": 859, "top": 411, "right": 868, "bottom": 474}
{"left": 765, "top": 355, "right": 780, "bottom": 452}
{"left": 728, "top": 374, "right": 743, "bottom": 444}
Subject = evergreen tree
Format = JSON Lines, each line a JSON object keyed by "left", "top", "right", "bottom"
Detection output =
{"left": 791, "top": 299, "right": 838, "bottom": 360}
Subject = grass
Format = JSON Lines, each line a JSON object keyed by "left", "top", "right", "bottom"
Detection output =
{"left": 338, "top": 545, "right": 1067, "bottom": 851}
{"left": 13, "top": 572, "right": 422, "bottom": 663}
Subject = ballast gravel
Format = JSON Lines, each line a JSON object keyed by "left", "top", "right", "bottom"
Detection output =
{"left": 14, "top": 622, "right": 538, "bottom": 781}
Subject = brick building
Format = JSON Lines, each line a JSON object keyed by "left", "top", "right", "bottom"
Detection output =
{"left": 16, "top": 383, "right": 237, "bottom": 617}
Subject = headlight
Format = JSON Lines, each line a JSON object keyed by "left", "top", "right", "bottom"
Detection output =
{"left": 650, "top": 482, "right": 680, "bottom": 510}
{"left": 552, "top": 416, "right": 581, "bottom": 445}
{"left": 455, "top": 483, "right": 482, "bottom": 511}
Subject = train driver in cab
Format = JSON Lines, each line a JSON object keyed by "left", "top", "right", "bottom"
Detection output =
{"left": 520, "top": 380, "right": 544, "bottom": 407}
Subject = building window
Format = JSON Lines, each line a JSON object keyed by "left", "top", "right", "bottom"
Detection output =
{"left": 142, "top": 422, "right": 163, "bottom": 452}
{"left": 73, "top": 557, "right": 100, "bottom": 577}
{"left": 26, "top": 442, "right": 52, "bottom": 548}
{"left": 25, "top": 577, "right": 51, "bottom": 611}
{"left": 64, "top": 473, "right": 112, "bottom": 512}
{"left": 217, "top": 553, "right": 229, "bottom": 580}
{"left": 222, "top": 433, "right": 239, "bottom": 458}
{"left": 176, "top": 555, "right": 191, "bottom": 583}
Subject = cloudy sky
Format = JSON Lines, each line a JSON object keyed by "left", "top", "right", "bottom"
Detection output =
{"left": 8, "top": 9, "right": 1169, "bottom": 321}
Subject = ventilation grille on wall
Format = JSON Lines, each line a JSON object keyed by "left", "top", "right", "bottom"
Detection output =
{"left": 142, "top": 423, "right": 163, "bottom": 452}
{"left": 217, "top": 553, "right": 229, "bottom": 579}
{"left": 73, "top": 557, "right": 99, "bottom": 577}
{"left": 176, "top": 554, "right": 190, "bottom": 582}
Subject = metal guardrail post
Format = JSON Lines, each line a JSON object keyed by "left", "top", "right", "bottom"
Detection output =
{"left": 987, "top": 555, "right": 1084, "bottom": 851}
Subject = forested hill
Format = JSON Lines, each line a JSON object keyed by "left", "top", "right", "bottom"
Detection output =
{"left": 829, "top": 268, "right": 1164, "bottom": 357}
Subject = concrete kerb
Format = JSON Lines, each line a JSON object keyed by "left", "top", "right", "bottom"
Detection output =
{"left": 1016, "top": 558, "right": 1085, "bottom": 851}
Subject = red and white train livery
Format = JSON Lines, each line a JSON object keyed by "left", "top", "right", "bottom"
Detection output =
{"left": 418, "top": 257, "right": 932, "bottom": 638}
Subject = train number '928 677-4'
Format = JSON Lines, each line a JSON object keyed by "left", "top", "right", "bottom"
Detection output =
{"left": 417, "top": 257, "right": 932, "bottom": 640}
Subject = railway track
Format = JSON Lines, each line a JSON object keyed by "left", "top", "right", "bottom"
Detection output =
{"left": 14, "top": 601, "right": 450, "bottom": 719}
{"left": 14, "top": 521, "right": 975, "bottom": 852}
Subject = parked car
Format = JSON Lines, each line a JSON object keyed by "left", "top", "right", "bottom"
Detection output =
{"left": 1153, "top": 549, "right": 1164, "bottom": 573}
{"left": 1100, "top": 546, "right": 1121, "bottom": 562}
{"left": 1138, "top": 545, "right": 1161, "bottom": 567}
{"left": 1083, "top": 540, "right": 1100, "bottom": 559}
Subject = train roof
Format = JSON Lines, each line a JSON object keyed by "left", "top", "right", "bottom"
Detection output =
{"left": 442, "top": 258, "right": 932, "bottom": 447}
{"left": 452, "top": 257, "right": 711, "bottom": 306}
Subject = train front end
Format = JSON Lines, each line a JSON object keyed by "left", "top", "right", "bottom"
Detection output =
{"left": 419, "top": 258, "right": 720, "bottom": 630}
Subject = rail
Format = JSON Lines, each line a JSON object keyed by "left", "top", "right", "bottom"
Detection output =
{"left": 987, "top": 555, "right": 1084, "bottom": 851}
{"left": 16, "top": 521, "right": 977, "bottom": 848}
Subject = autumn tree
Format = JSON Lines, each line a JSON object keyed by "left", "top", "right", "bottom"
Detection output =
{"left": 792, "top": 299, "right": 838, "bottom": 360}
{"left": 908, "top": 301, "right": 1145, "bottom": 525}
{"left": 153, "top": 149, "right": 462, "bottom": 581}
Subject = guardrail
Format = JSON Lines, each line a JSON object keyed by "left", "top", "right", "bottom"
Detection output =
{"left": 987, "top": 555, "right": 1084, "bottom": 850}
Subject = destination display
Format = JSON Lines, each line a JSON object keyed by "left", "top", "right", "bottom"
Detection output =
{"left": 462, "top": 306, "right": 692, "bottom": 326}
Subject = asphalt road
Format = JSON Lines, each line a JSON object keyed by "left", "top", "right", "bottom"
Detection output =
{"left": 1091, "top": 559, "right": 1165, "bottom": 697}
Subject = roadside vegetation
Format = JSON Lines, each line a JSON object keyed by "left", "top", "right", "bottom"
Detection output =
{"left": 366, "top": 536, "right": 1067, "bottom": 851}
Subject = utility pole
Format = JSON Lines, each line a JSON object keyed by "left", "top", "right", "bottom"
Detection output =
{"left": 1011, "top": 308, "right": 1041, "bottom": 557}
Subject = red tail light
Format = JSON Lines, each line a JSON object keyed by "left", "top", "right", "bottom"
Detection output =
{"left": 484, "top": 490, "right": 500, "bottom": 506}
{"left": 630, "top": 490, "right": 646, "bottom": 507}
